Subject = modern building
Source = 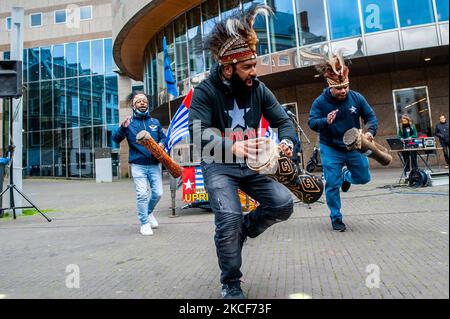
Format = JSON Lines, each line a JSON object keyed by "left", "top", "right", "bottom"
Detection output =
{"left": 1, "top": 0, "right": 448, "bottom": 180}
{"left": 0, "top": 0, "right": 140, "bottom": 179}
{"left": 113, "top": 0, "right": 449, "bottom": 176}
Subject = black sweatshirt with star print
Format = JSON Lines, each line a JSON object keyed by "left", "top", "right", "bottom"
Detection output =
{"left": 189, "top": 63, "right": 296, "bottom": 162}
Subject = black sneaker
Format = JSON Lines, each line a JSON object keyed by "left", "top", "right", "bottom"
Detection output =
{"left": 332, "top": 219, "right": 347, "bottom": 232}
{"left": 341, "top": 169, "right": 351, "bottom": 192}
{"left": 221, "top": 283, "right": 246, "bottom": 299}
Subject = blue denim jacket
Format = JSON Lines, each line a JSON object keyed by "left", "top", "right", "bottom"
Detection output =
{"left": 112, "top": 112, "right": 167, "bottom": 166}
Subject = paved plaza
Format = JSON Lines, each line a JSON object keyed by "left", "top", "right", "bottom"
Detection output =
{"left": 0, "top": 169, "right": 448, "bottom": 299}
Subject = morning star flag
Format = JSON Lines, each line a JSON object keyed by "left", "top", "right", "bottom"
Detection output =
{"left": 164, "top": 88, "right": 194, "bottom": 153}
{"left": 163, "top": 36, "right": 179, "bottom": 98}
{"left": 259, "top": 116, "right": 279, "bottom": 142}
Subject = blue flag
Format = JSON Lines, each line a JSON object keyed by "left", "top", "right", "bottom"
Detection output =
{"left": 163, "top": 36, "right": 179, "bottom": 98}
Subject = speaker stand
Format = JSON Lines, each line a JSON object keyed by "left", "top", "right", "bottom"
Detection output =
{"left": 0, "top": 97, "right": 51, "bottom": 222}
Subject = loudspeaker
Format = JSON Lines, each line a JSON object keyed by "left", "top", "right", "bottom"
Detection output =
{"left": 0, "top": 60, "right": 22, "bottom": 98}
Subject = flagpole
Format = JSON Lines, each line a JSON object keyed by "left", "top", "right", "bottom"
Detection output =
{"left": 167, "top": 89, "right": 178, "bottom": 218}
{"left": 168, "top": 90, "right": 172, "bottom": 122}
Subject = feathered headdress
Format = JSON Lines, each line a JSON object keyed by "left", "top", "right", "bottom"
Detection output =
{"left": 206, "top": 4, "right": 273, "bottom": 65}
{"left": 300, "top": 47, "right": 350, "bottom": 88}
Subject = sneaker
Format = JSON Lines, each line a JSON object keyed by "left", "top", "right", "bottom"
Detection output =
{"left": 140, "top": 223, "right": 153, "bottom": 236}
{"left": 148, "top": 214, "right": 159, "bottom": 229}
{"left": 221, "top": 283, "right": 246, "bottom": 299}
{"left": 341, "top": 168, "right": 351, "bottom": 192}
{"left": 332, "top": 219, "right": 346, "bottom": 232}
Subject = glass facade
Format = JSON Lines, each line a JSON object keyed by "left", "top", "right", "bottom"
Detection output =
{"left": 142, "top": 0, "right": 447, "bottom": 109}
{"left": 361, "top": 0, "right": 398, "bottom": 33}
{"left": 2, "top": 38, "right": 119, "bottom": 178}
{"left": 327, "top": 0, "right": 361, "bottom": 40}
{"left": 436, "top": 0, "right": 449, "bottom": 21}
{"left": 397, "top": 0, "right": 435, "bottom": 27}
{"left": 295, "top": 0, "right": 327, "bottom": 46}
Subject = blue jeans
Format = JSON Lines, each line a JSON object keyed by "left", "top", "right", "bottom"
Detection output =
{"left": 131, "top": 164, "right": 163, "bottom": 225}
{"left": 320, "top": 144, "right": 371, "bottom": 222}
{"left": 201, "top": 163, "right": 294, "bottom": 285}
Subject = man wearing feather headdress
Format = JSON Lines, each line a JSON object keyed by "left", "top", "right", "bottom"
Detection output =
{"left": 305, "top": 48, "right": 379, "bottom": 232}
{"left": 188, "top": 4, "right": 297, "bottom": 299}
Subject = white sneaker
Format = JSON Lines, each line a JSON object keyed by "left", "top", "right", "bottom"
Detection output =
{"left": 148, "top": 214, "right": 159, "bottom": 229}
{"left": 140, "top": 223, "right": 153, "bottom": 236}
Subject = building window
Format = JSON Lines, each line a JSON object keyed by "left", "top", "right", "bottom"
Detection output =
{"left": 187, "top": 6, "right": 204, "bottom": 77}
{"left": 30, "top": 13, "right": 42, "bottom": 28}
{"left": 295, "top": 0, "right": 327, "bottom": 46}
{"left": 6, "top": 17, "right": 12, "bottom": 31}
{"left": 393, "top": 87, "right": 433, "bottom": 137}
{"left": 397, "top": 0, "right": 435, "bottom": 27}
{"left": 55, "top": 9, "right": 67, "bottom": 24}
{"left": 243, "top": 0, "right": 269, "bottom": 55}
{"left": 436, "top": 0, "right": 449, "bottom": 21}
{"left": 40, "top": 47, "right": 52, "bottom": 80}
{"left": 361, "top": 0, "right": 397, "bottom": 33}
{"left": 267, "top": 0, "right": 297, "bottom": 52}
{"left": 78, "top": 41, "right": 91, "bottom": 75}
{"left": 174, "top": 15, "right": 188, "bottom": 95}
{"left": 327, "top": 0, "right": 362, "bottom": 40}
{"left": 17, "top": 38, "right": 119, "bottom": 178}
{"left": 80, "top": 6, "right": 93, "bottom": 21}
{"left": 220, "top": 0, "right": 240, "bottom": 20}
{"left": 202, "top": 0, "right": 220, "bottom": 70}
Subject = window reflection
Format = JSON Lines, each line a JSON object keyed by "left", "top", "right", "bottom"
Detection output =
{"left": 80, "top": 127, "right": 93, "bottom": 178}
{"left": 91, "top": 40, "right": 104, "bottom": 75}
{"left": 295, "top": 0, "right": 327, "bottom": 46}
{"left": 175, "top": 15, "right": 189, "bottom": 95}
{"left": 41, "top": 81, "right": 52, "bottom": 130}
{"left": 156, "top": 31, "right": 166, "bottom": 105}
{"left": 202, "top": 0, "right": 220, "bottom": 70}
{"left": 106, "top": 75, "right": 119, "bottom": 125}
{"left": 104, "top": 39, "right": 113, "bottom": 74}
{"left": 187, "top": 6, "right": 204, "bottom": 76}
{"left": 92, "top": 75, "right": 105, "bottom": 126}
{"left": 327, "top": 0, "right": 362, "bottom": 40}
{"left": 53, "top": 45, "right": 65, "bottom": 79}
{"left": 54, "top": 128, "right": 67, "bottom": 177}
{"left": 79, "top": 77, "right": 92, "bottom": 127}
{"left": 41, "top": 131, "right": 54, "bottom": 176}
{"left": 78, "top": 41, "right": 91, "bottom": 76}
{"left": 68, "top": 128, "right": 80, "bottom": 178}
{"left": 220, "top": 0, "right": 240, "bottom": 20}
{"left": 267, "top": 0, "right": 297, "bottom": 52}
{"left": 53, "top": 79, "right": 66, "bottom": 129}
{"left": 29, "top": 48, "right": 40, "bottom": 82}
{"left": 66, "top": 78, "right": 79, "bottom": 128}
{"left": 242, "top": 0, "right": 269, "bottom": 55}
{"left": 435, "top": 0, "right": 449, "bottom": 22}
{"left": 397, "top": 0, "right": 435, "bottom": 27}
{"left": 65, "top": 43, "right": 78, "bottom": 78}
{"left": 20, "top": 38, "right": 119, "bottom": 178}
{"left": 40, "top": 47, "right": 52, "bottom": 80}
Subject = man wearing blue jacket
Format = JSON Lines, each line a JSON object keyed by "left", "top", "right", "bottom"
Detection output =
{"left": 308, "top": 55, "right": 378, "bottom": 232}
{"left": 113, "top": 92, "right": 167, "bottom": 236}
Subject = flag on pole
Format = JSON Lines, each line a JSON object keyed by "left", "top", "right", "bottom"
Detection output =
{"left": 164, "top": 88, "right": 193, "bottom": 153}
{"left": 259, "top": 116, "right": 279, "bottom": 142}
{"left": 163, "top": 36, "right": 179, "bottom": 98}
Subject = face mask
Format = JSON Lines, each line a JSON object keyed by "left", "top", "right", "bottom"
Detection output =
{"left": 133, "top": 108, "right": 149, "bottom": 117}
